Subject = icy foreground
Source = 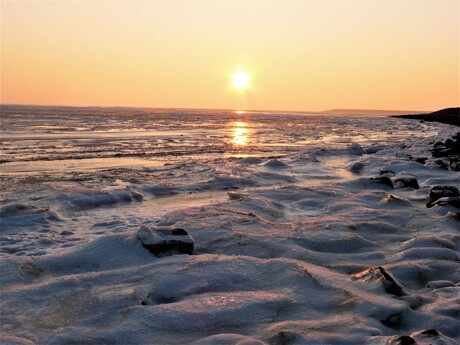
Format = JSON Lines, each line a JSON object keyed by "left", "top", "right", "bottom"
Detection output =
{"left": 0, "top": 107, "right": 459, "bottom": 344}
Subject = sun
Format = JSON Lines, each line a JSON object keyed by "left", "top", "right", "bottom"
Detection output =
{"left": 232, "top": 71, "right": 250, "bottom": 89}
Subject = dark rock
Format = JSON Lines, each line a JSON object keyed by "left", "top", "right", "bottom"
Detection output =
{"left": 142, "top": 292, "right": 178, "bottom": 305}
{"left": 387, "top": 194, "right": 401, "bottom": 201}
{"left": 432, "top": 148, "right": 450, "bottom": 158}
{"left": 130, "top": 190, "right": 144, "bottom": 201}
{"left": 270, "top": 330, "right": 297, "bottom": 345}
{"left": 445, "top": 138, "right": 454, "bottom": 147}
{"left": 383, "top": 194, "right": 410, "bottom": 204}
{"left": 434, "top": 141, "right": 444, "bottom": 147}
{"left": 364, "top": 144, "right": 385, "bottom": 154}
{"left": 353, "top": 267, "right": 406, "bottom": 297}
{"left": 397, "top": 335, "right": 416, "bottom": 345}
{"left": 421, "top": 329, "right": 438, "bottom": 336}
{"left": 137, "top": 225, "right": 194, "bottom": 256}
{"left": 347, "top": 143, "right": 364, "bottom": 155}
{"left": 434, "top": 159, "right": 449, "bottom": 169}
{"left": 372, "top": 176, "right": 393, "bottom": 188}
{"left": 372, "top": 170, "right": 395, "bottom": 187}
{"left": 449, "top": 156, "right": 460, "bottom": 171}
{"left": 379, "top": 169, "right": 395, "bottom": 175}
{"left": 227, "top": 192, "right": 248, "bottom": 201}
{"left": 414, "top": 157, "right": 427, "bottom": 164}
{"left": 430, "top": 196, "right": 460, "bottom": 208}
{"left": 446, "top": 132, "right": 460, "bottom": 148}
{"left": 426, "top": 186, "right": 460, "bottom": 208}
{"left": 350, "top": 162, "right": 364, "bottom": 173}
{"left": 377, "top": 267, "right": 406, "bottom": 297}
{"left": 430, "top": 132, "right": 460, "bottom": 159}
{"left": 372, "top": 176, "right": 394, "bottom": 188}
{"left": 170, "top": 228, "right": 188, "bottom": 235}
{"left": 391, "top": 173, "right": 419, "bottom": 189}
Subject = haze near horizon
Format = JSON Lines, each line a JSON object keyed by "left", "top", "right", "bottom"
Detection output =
{"left": 1, "top": 0, "right": 459, "bottom": 112}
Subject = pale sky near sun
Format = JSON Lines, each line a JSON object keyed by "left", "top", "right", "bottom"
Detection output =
{"left": 1, "top": 0, "right": 459, "bottom": 111}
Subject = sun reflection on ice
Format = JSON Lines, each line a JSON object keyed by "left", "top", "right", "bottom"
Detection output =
{"left": 231, "top": 121, "right": 250, "bottom": 147}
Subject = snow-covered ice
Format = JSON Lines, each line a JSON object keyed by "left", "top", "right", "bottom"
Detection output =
{"left": 0, "top": 105, "right": 459, "bottom": 344}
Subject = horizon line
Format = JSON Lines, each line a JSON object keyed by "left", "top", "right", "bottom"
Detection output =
{"left": 0, "top": 102, "right": 434, "bottom": 115}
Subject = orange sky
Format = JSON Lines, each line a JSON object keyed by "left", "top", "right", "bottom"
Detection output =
{"left": 1, "top": 0, "right": 459, "bottom": 112}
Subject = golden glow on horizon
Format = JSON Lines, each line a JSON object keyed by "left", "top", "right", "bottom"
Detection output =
{"left": 1, "top": 1, "right": 459, "bottom": 111}
{"left": 232, "top": 71, "right": 250, "bottom": 90}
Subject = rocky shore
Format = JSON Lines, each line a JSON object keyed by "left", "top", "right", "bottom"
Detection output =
{"left": 392, "top": 107, "right": 460, "bottom": 127}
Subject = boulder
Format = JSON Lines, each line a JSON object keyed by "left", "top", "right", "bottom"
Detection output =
{"left": 397, "top": 335, "right": 416, "bottom": 345}
{"left": 426, "top": 186, "right": 460, "bottom": 208}
{"left": 373, "top": 171, "right": 419, "bottom": 190}
{"left": 449, "top": 156, "right": 460, "bottom": 171}
{"left": 434, "top": 158, "right": 450, "bottom": 169}
{"left": 391, "top": 172, "right": 419, "bottom": 189}
{"left": 349, "top": 162, "right": 364, "bottom": 173}
{"left": 431, "top": 132, "right": 460, "bottom": 158}
{"left": 371, "top": 170, "right": 395, "bottom": 187}
{"left": 372, "top": 176, "right": 394, "bottom": 188}
{"left": 137, "top": 225, "right": 194, "bottom": 256}
{"left": 347, "top": 143, "right": 364, "bottom": 155}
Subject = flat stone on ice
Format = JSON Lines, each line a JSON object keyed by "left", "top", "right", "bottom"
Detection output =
{"left": 137, "top": 225, "right": 194, "bottom": 256}
{"left": 391, "top": 172, "right": 419, "bottom": 189}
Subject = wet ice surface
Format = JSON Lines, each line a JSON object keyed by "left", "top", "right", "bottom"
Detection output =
{"left": 0, "top": 105, "right": 459, "bottom": 345}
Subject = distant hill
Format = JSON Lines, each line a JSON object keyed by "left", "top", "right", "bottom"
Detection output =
{"left": 392, "top": 107, "right": 460, "bottom": 126}
{"left": 322, "top": 109, "right": 429, "bottom": 116}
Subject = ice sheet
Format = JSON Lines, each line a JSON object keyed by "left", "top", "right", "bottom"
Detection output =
{"left": 1, "top": 105, "right": 459, "bottom": 344}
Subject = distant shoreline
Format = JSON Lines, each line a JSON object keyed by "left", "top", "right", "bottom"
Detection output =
{"left": 391, "top": 107, "right": 459, "bottom": 127}
{"left": 0, "top": 103, "right": 428, "bottom": 117}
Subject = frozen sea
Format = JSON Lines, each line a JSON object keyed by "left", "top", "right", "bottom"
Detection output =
{"left": 0, "top": 105, "right": 459, "bottom": 345}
